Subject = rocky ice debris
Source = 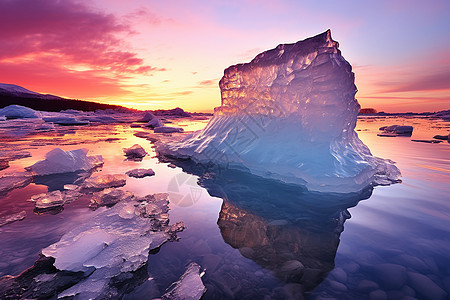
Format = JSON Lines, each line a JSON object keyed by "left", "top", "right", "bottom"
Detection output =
{"left": 154, "top": 126, "right": 184, "bottom": 133}
{"left": 0, "top": 160, "right": 9, "bottom": 171}
{"left": 38, "top": 193, "right": 184, "bottom": 299}
{"left": 27, "top": 148, "right": 103, "bottom": 176}
{"left": 161, "top": 262, "right": 207, "bottom": 300}
{"left": 378, "top": 125, "right": 413, "bottom": 137}
{"left": 0, "top": 172, "right": 33, "bottom": 195}
{"left": 0, "top": 105, "right": 41, "bottom": 119}
{"left": 157, "top": 30, "right": 401, "bottom": 193}
{"left": 123, "top": 144, "right": 148, "bottom": 160}
{"left": 0, "top": 210, "right": 26, "bottom": 227}
{"left": 126, "top": 168, "right": 155, "bottom": 178}
{"left": 139, "top": 111, "right": 157, "bottom": 122}
{"left": 81, "top": 174, "right": 127, "bottom": 191}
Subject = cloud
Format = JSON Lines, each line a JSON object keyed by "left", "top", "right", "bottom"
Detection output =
{"left": 378, "top": 70, "right": 450, "bottom": 93}
{"left": 0, "top": 0, "right": 159, "bottom": 74}
{"left": 198, "top": 79, "right": 218, "bottom": 87}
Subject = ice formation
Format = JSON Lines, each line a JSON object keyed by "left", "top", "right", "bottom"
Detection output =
{"left": 154, "top": 126, "right": 184, "bottom": 133}
{"left": 378, "top": 125, "right": 413, "bottom": 137}
{"left": 0, "top": 210, "right": 26, "bottom": 227}
{"left": 161, "top": 262, "right": 207, "bottom": 300}
{"left": 0, "top": 172, "right": 33, "bottom": 195}
{"left": 158, "top": 30, "right": 400, "bottom": 193}
{"left": 27, "top": 148, "right": 103, "bottom": 176}
{"left": 126, "top": 168, "right": 155, "bottom": 178}
{"left": 0, "top": 105, "right": 41, "bottom": 119}
{"left": 81, "top": 174, "right": 127, "bottom": 191}
{"left": 123, "top": 144, "right": 148, "bottom": 159}
{"left": 41, "top": 194, "right": 184, "bottom": 299}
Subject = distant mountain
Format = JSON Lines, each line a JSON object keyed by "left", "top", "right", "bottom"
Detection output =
{"left": 0, "top": 83, "right": 130, "bottom": 112}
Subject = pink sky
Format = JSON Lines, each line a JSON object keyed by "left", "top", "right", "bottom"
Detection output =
{"left": 0, "top": 0, "right": 448, "bottom": 112}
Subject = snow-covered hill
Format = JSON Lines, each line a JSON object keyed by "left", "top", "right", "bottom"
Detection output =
{"left": 0, "top": 83, "right": 62, "bottom": 100}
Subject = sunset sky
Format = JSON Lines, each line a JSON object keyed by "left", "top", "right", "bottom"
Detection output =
{"left": 0, "top": 0, "right": 449, "bottom": 112}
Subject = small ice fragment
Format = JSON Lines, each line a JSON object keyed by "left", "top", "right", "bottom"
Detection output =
{"left": 154, "top": 126, "right": 184, "bottom": 133}
{"left": 27, "top": 148, "right": 103, "bottom": 176}
{"left": 378, "top": 125, "right": 413, "bottom": 136}
{"left": 0, "top": 115, "right": 6, "bottom": 121}
{"left": 0, "top": 105, "right": 41, "bottom": 119}
{"left": 0, "top": 210, "right": 26, "bottom": 227}
{"left": 123, "top": 144, "right": 148, "bottom": 159}
{"left": 89, "top": 188, "right": 134, "bottom": 208}
{"left": 125, "top": 168, "right": 155, "bottom": 178}
{"left": 0, "top": 172, "right": 33, "bottom": 194}
{"left": 32, "top": 190, "right": 65, "bottom": 209}
{"left": 82, "top": 174, "right": 127, "bottom": 191}
{"left": 161, "top": 262, "right": 207, "bottom": 300}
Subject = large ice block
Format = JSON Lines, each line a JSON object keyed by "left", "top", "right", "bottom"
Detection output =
{"left": 158, "top": 30, "right": 400, "bottom": 193}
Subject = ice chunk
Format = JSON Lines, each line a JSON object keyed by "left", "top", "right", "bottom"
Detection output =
{"left": 123, "top": 144, "right": 148, "bottom": 159}
{"left": 140, "top": 111, "right": 157, "bottom": 122}
{"left": 126, "top": 168, "right": 155, "bottom": 178}
{"left": 0, "top": 172, "right": 33, "bottom": 195}
{"left": 81, "top": 174, "right": 126, "bottom": 191}
{"left": 89, "top": 188, "right": 134, "bottom": 208}
{"left": 157, "top": 30, "right": 401, "bottom": 193}
{"left": 154, "top": 126, "right": 184, "bottom": 133}
{"left": 31, "top": 190, "right": 65, "bottom": 209}
{"left": 42, "top": 116, "right": 89, "bottom": 125}
{"left": 27, "top": 148, "right": 103, "bottom": 176}
{"left": 0, "top": 115, "right": 6, "bottom": 121}
{"left": 0, "top": 105, "right": 41, "bottom": 119}
{"left": 40, "top": 194, "right": 184, "bottom": 299}
{"left": 145, "top": 118, "right": 163, "bottom": 128}
{"left": 0, "top": 210, "right": 26, "bottom": 227}
{"left": 378, "top": 125, "right": 413, "bottom": 136}
{"left": 30, "top": 189, "right": 83, "bottom": 210}
{"left": 161, "top": 262, "right": 206, "bottom": 300}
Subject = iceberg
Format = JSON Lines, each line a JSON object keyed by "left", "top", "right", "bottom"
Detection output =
{"left": 27, "top": 148, "right": 103, "bottom": 176}
{"left": 157, "top": 30, "right": 400, "bottom": 193}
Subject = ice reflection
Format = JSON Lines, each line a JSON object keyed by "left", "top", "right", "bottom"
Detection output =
{"left": 163, "top": 158, "right": 373, "bottom": 295}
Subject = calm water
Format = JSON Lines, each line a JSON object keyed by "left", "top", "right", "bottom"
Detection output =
{"left": 0, "top": 116, "right": 449, "bottom": 299}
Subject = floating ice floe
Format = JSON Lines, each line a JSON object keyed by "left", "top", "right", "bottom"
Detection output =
{"left": 162, "top": 262, "right": 207, "bottom": 300}
{"left": 40, "top": 194, "right": 185, "bottom": 299}
{"left": 0, "top": 172, "right": 33, "bottom": 195}
{"left": 157, "top": 30, "right": 401, "bottom": 193}
{"left": 0, "top": 116, "right": 6, "bottom": 121}
{"left": 0, "top": 160, "right": 9, "bottom": 171}
{"left": 378, "top": 125, "right": 413, "bottom": 137}
{"left": 123, "top": 144, "right": 148, "bottom": 159}
{"left": 42, "top": 116, "right": 89, "bottom": 126}
{"left": 126, "top": 168, "right": 155, "bottom": 178}
{"left": 31, "top": 189, "right": 83, "bottom": 210}
{"left": 154, "top": 126, "right": 184, "bottom": 133}
{"left": 145, "top": 118, "right": 163, "bottom": 128}
{"left": 89, "top": 188, "right": 134, "bottom": 208}
{"left": 27, "top": 148, "right": 103, "bottom": 176}
{"left": 81, "top": 174, "right": 127, "bottom": 191}
{"left": 0, "top": 210, "right": 26, "bottom": 227}
{"left": 0, "top": 105, "right": 41, "bottom": 119}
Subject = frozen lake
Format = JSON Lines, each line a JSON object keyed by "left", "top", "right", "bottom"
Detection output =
{"left": 0, "top": 115, "right": 449, "bottom": 299}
